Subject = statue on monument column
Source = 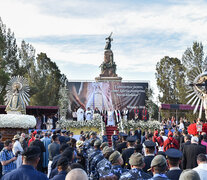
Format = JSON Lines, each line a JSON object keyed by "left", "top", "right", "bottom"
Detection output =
{"left": 100, "top": 32, "right": 118, "bottom": 77}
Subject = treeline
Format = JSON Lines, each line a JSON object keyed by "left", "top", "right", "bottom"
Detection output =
{"left": 0, "top": 18, "right": 66, "bottom": 106}
{"left": 156, "top": 42, "right": 206, "bottom": 105}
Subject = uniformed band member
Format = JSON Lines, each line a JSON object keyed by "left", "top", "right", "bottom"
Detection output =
{"left": 109, "top": 151, "right": 127, "bottom": 179}
{"left": 122, "top": 136, "right": 136, "bottom": 169}
{"left": 120, "top": 153, "right": 152, "bottom": 180}
{"left": 150, "top": 155, "right": 169, "bottom": 180}
{"left": 165, "top": 148, "right": 183, "bottom": 180}
{"left": 143, "top": 140, "right": 156, "bottom": 175}
{"left": 2, "top": 146, "right": 48, "bottom": 180}
{"left": 97, "top": 147, "right": 113, "bottom": 178}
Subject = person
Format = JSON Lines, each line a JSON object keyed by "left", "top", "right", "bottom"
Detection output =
{"left": 180, "top": 134, "right": 191, "bottom": 152}
{"left": 165, "top": 148, "right": 183, "bottom": 180}
{"left": 50, "top": 157, "right": 69, "bottom": 180}
{"left": 97, "top": 146, "right": 113, "bottom": 178}
{"left": 193, "top": 153, "right": 207, "bottom": 180}
{"left": 143, "top": 140, "right": 155, "bottom": 175}
{"left": 41, "top": 132, "right": 51, "bottom": 173}
{"left": 111, "top": 131, "right": 119, "bottom": 149}
{"left": 72, "top": 108, "right": 77, "bottom": 121}
{"left": 107, "top": 109, "right": 115, "bottom": 126}
{"left": 120, "top": 153, "right": 152, "bottom": 180}
{"left": 201, "top": 134, "right": 207, "bottom": 153}
{"left": 19, "top": 133, "right": 28, "bottom": 150}
{"left": 30, "top": 134, "right": 46, "bottom": 172}
{"left": 36, "top": 116, "right": 42, "bottom": 129}
{"left": 41, "top": 114, "right": 47, "bottom": 129}
{"left": 114, "top": 109, "right": 121, "bottom": 125}
{"left": 150, "top": 155, "right": 169, "bottom": 180}
{"left": 134, "top": 127, "right": 142, "bottom": 141}
{"left": 109, "top": 151, "right": 126, "bottom": 179}
{"left": 163, "top": 131, "right": 179, "bottom": 152}
{"left": 12, "top": 134, "right": 23, "bottom": 168}
{"left": 48, "top": 135, "right": 60, "bottom": 177}
{"left": 85, "top": 107, "right": 93, "bottom": 121}
{"left": 0, "top": 140, "right": 17, "bottom": 175}
{"left": 179, "top": 169, "right": 201, "bottom": 180}
{"left": 101, "top": 131, "right": 108, "bottom": 143}
{"left": 2, "top": 146, "right": 48, "bottom": 180}
{"left": 0, "top": 134, "right": 4, "bottom": 178}
{"left": 122, "top": 136, "right": 136, "bottom": 169}
{"left": 122, "top": 107, "right": 129, "bottom": 121}
{"left": 142, "top": 107, "right": 148, "bottom": 121}
{"left": 77, "top": 106, "right": 85, "bottom": 121}
{"left": 116, "top": 133, "right": 128, "bottom": 153}
{"left": 65, "top": 168, "right": 88, "bottom": 180}
{"left": 182, "top": 136, "right": 206, "bottom": 169}
{"left": 47, "top": 116, "right": 53, "bottom": 130}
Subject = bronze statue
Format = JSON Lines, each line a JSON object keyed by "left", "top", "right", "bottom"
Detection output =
{"left": 105, "top": 32, "right": 113, "bottom": 50}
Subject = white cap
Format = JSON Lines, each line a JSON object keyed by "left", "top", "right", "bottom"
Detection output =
{"left": 191, "top": 136, "right": 199, "bottom": 143}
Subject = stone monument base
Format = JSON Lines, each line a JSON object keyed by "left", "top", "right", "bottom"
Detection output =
{"left": 95, "top": 76, "right": 122, "bottom": 82}
{"left": 0, "top": 128, "right": 28, "bottom": 141}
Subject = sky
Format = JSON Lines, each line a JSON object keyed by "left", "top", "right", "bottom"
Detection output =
{"left": 1, "top": 0, "right": 207, "bottom": 101}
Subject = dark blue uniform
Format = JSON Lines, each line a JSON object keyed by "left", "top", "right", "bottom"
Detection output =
{"left": 50, "top": 170, "right": 67, "bottom": 180}
{"left": 2, "top": 165, "right": 48, "bottom": 180}
{"left": 166, "top": 169, "right": 182, "bottom": 180}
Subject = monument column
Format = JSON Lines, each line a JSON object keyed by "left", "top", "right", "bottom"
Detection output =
{"left": 95, "top": 32, "right": 122, "bottom": 82}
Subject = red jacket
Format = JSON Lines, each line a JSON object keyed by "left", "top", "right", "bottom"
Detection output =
{"left": 163, "top": 137, "right": 179, "bottom": 152}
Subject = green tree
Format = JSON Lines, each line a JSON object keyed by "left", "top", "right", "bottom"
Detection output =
{"left": 155, "top": 56, "right": 187, "bottom": 104}
{"left": 30, "top": 53, "right": 63, "bottom": 106}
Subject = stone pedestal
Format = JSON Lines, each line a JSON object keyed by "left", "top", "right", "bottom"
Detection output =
{"left": 0, "top": 128, "right": 28, "bottom": 141}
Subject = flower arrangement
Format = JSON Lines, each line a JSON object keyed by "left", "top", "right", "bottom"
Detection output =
{"left": 0, "top": 114, "right": 36, "bottom": 129}
{"left": 118, "top": 119, "right": 161, "bottom": 131}
{"left": 60, "top": 116, "right": 103, "bottom": 130}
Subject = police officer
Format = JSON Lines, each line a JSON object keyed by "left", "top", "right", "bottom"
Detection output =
{"left": 2, "top": 146, "right": 48, "bottom": 180}
{"left": 165, "top": 148, "right": 182, "bottom": 180}
{"left": 120, "top": 153, "right": 152, "bottom": 180}
{"left": 122, "top": 136, "right": 136, "bottom": 169}
{"left": 143, "top": 140, "right": 156, "bottom": 174}
{"left": 109, "top": 151, "right": 127, "bottom": 179}
{"left": 150, "top": 155, "right": 169, "bottom": 180}
{"left": 97, "top": 147, "right": 113, "bottom": 178}
{"left": 116, "top": 133, "right": 128, "bottom": 153}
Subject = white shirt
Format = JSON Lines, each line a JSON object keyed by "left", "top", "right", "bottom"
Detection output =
{"left": 77, "top": 108, "right": 84, "bottom": 121}
{"left": 193, "top": 163, "right": 207, "bottom": 180}
{"left": 13, "top": 140, "right": 23, "bottom": 168}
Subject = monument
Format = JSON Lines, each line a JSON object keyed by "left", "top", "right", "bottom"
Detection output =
{"left": 95, "top": 32, "right": 122, "bottom": 82}
{"left": 0, "top": 76, "right": 36, "bottom": 140}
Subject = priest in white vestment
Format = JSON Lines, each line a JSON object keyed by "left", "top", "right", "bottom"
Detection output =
{"left": 77, "top": 107, "right": 84, "bottom": 121}
{"left": 85, "top": 107, "right": 93, "bottom": 121}
{"left": 107, "top": 109, "right": 115, "bottom": 126}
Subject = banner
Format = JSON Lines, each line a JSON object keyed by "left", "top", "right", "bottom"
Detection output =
{"left": 67, "top": 81, "right": 148, "bottom": 115}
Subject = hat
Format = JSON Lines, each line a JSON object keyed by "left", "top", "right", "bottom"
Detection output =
{"left": 13, "top": 134, "right": 20, "bottom": 140}
{"left": 109, "top": 151, "right": 121, "bottom": 164}
{"left": 94, "top": 139, "right": 101, "bottom": 146}
{"left": 179, "top": 169, "right": 200, "bottom": 180}
{"left": 121, "top": 133, "right": 128, "bottom": 137}
{"left": 165, "top": 148, "right": 182, "bottom": 159}
{"left": 127, "top": 136, "right": 136, "bottom": 142}
{"left": 129, "top": 153, "right": 144, "bottom": 166}
{"left": 90, "top": 131, "right": 96, "bottom": 136}
{"left": 100, "top": 142, "right": 109, "bottom": 149}
{"left": 144, "top": 140, "right": 156, "bottom": 148}
{"left": 76, "top": 140, "right": 83, "bottom": 148}
{"left": 103, "top": 147, "right": 113, "bottom": 155}
{"left": 55, "top": 128, "right": 61, "bottom": 133}
{"left": 151, "top": 155, "right": 167, "bottom": 167}
{"left": 168, "top": 131, "right": 173, "bottom": 137}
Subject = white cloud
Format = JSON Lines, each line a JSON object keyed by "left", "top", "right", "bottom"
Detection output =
{"left": 1, "top": 0, "right": 207, "bottom": 99}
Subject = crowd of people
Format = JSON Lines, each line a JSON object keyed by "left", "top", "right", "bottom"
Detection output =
{"left": 0, "top": 116, "right": 206, "bottom": 180}
{"left": 35, "top": 114, "right": 59, "bottom": 130}
{"left": 72, "top": 106, "right": 149, "bottom": 125}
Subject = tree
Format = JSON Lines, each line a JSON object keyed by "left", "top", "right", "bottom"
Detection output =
{"left": 30, "top": 53, "right": 63, "bottom": 106}
{"left": 155, "top": 56, "right": 187, "bottom": 104}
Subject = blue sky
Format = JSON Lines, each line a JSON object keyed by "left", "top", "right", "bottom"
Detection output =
{"left": 1, "top": 0, "right": 207, "bottom": 100}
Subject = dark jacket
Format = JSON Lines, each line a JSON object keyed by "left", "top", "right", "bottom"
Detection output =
{"left": 182, "top": 143, "right": 206, "bottom": 169}
{"left": 50, "top": 170, "right": 67, "bottom": 180}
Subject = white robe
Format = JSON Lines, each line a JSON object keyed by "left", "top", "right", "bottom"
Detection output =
{"left": 77, "top": 108, "right": 84, "bottom": 121}
{"left": 107, "top": 111, "right": 115, "bottom": 126}
{"left": 47, "top": 118, "right": 53, "bottom": 130}
{"left": 13, "top": 140, "right": 23, "bottom": 168}
{"left": 122, "top": 109, "right": 128, "bottom": 121}
{"left": 85, "top": 110, "right": 93, "bottom": 121}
